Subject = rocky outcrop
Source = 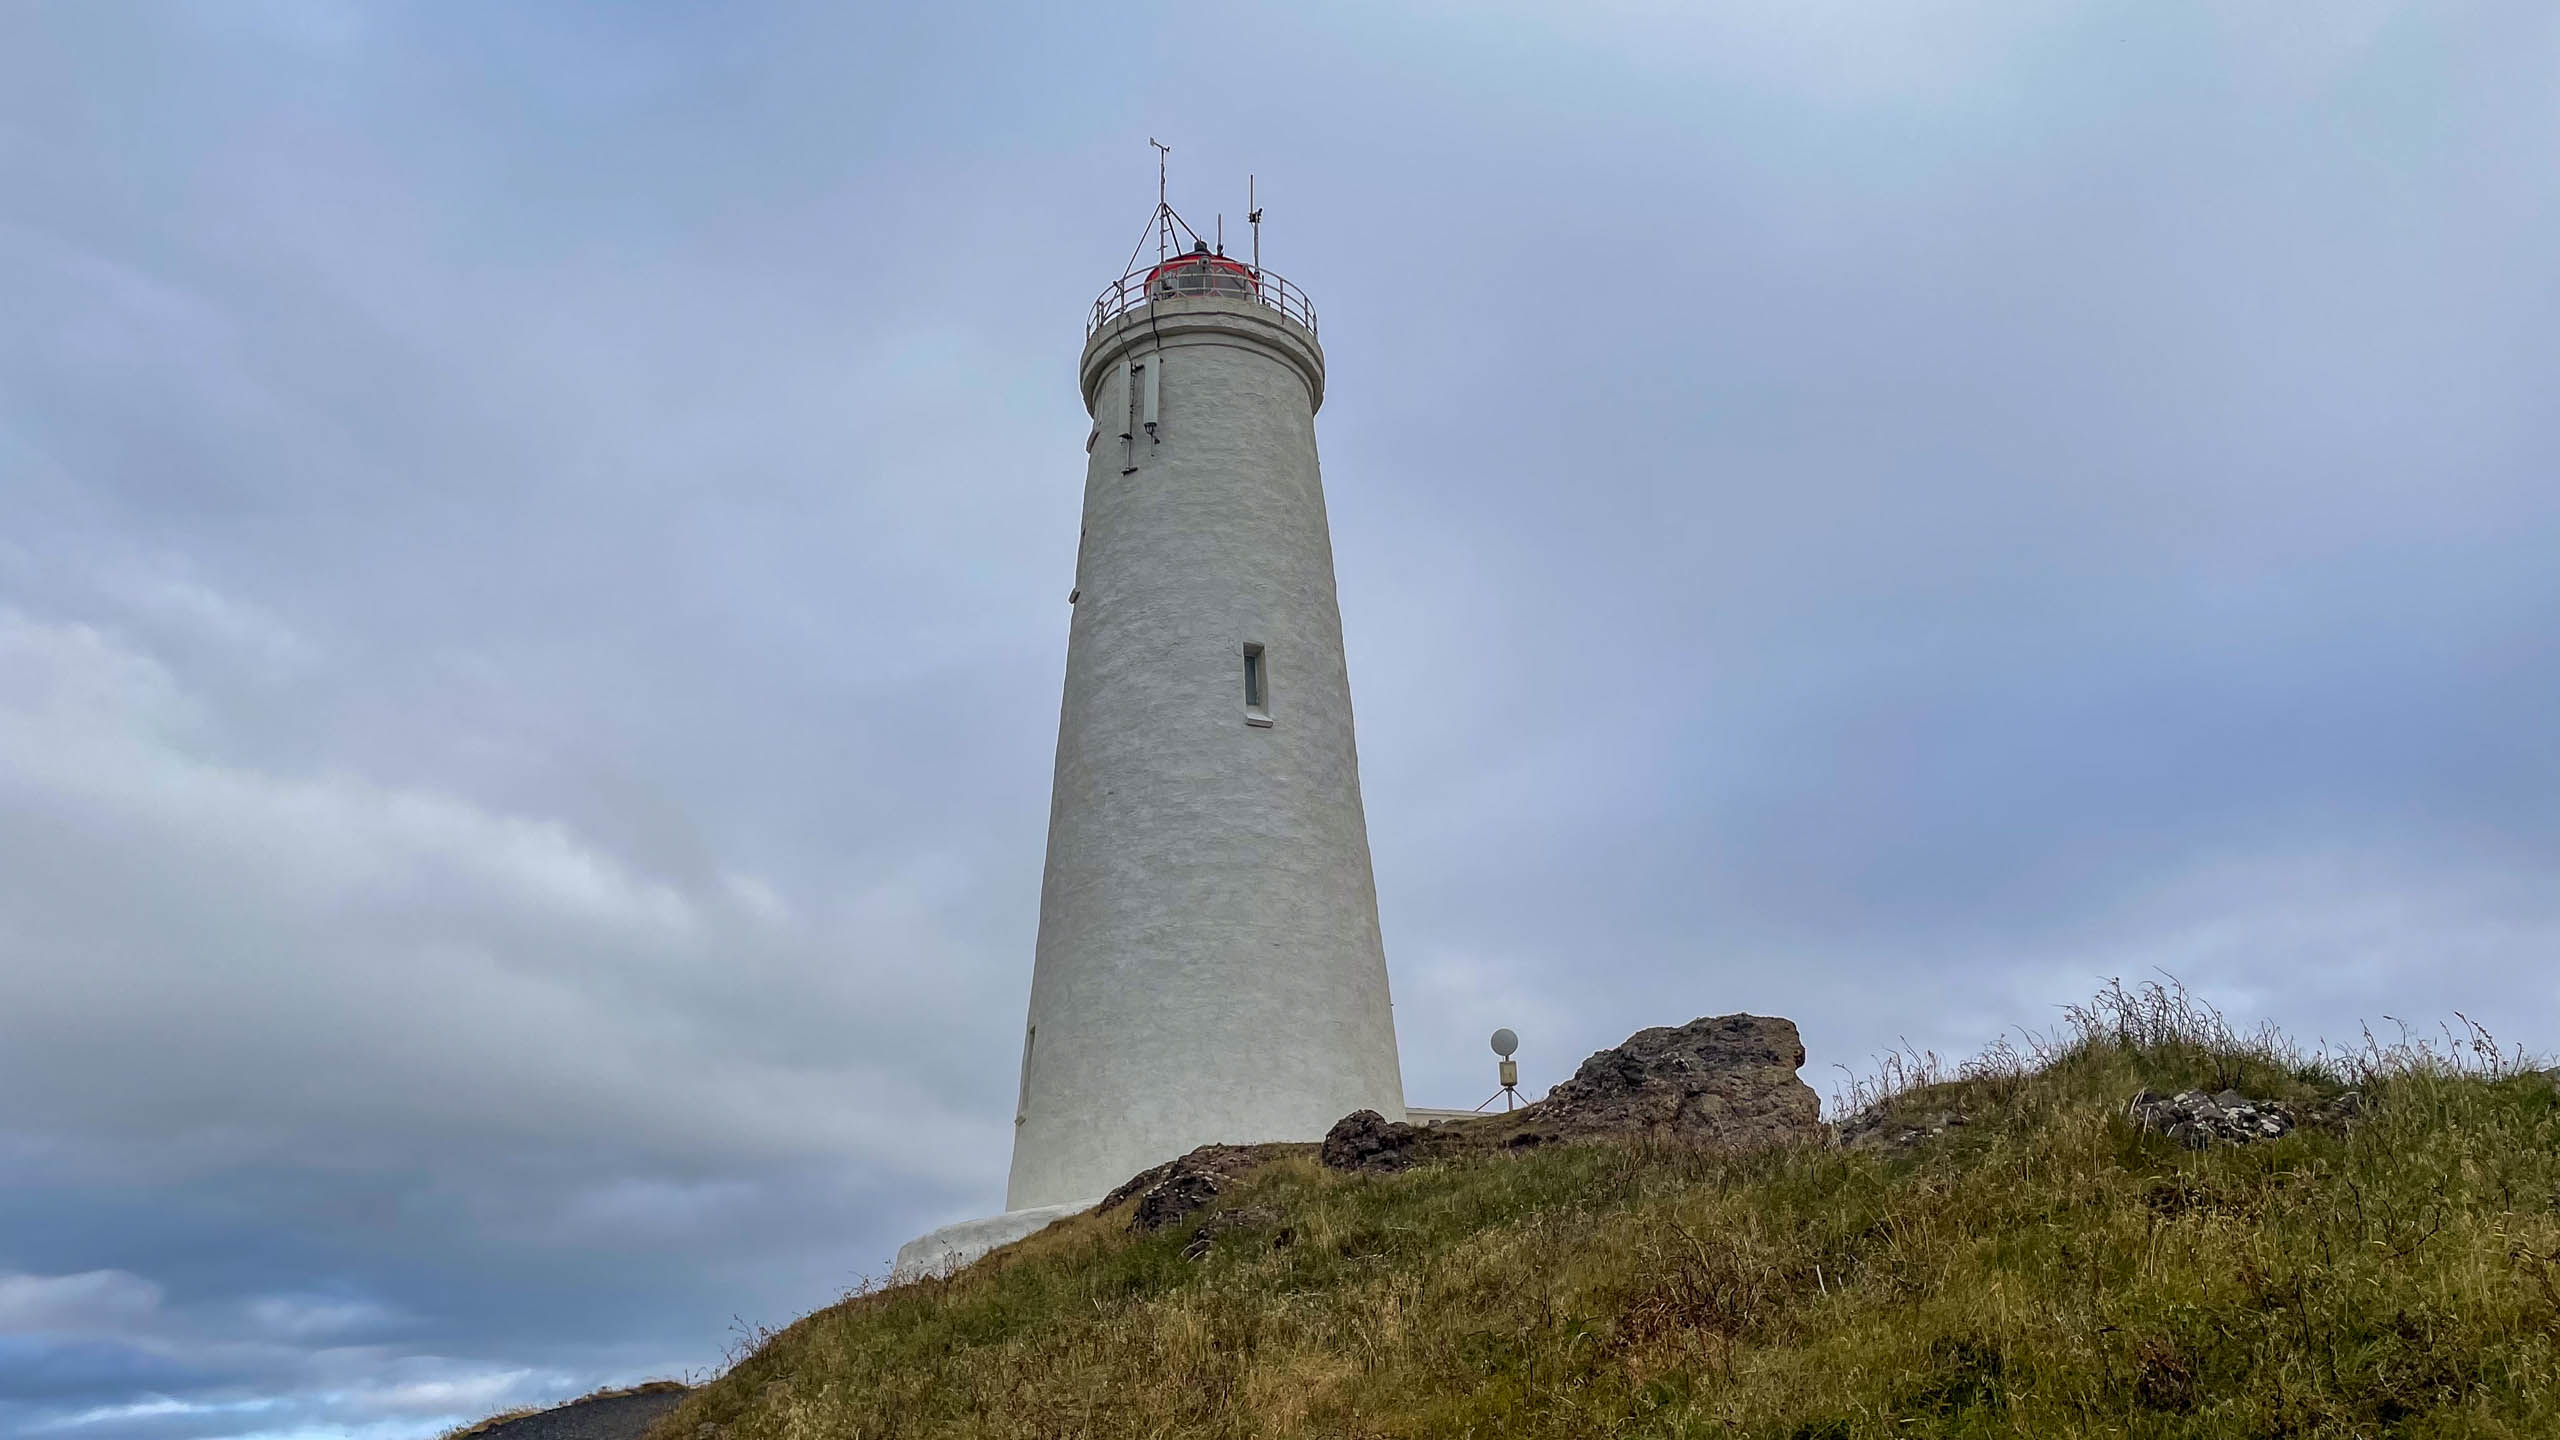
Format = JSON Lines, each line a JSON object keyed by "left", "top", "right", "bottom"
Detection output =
{"left": 1536, "top": 1014, "right": 1823, "bottom": 1149}
{"left": 1320, "top": 1109, "right": 1429, "bottom": 1173}
{"left": 1130, "top": 1166, "right": 1229, "bottom": 1232}
{"left": 1101, "top": 1144, "right": 1288, "bottom": 1233}
{"left": 2128, "top": 1089, "right": 2296, "bottom": 1149}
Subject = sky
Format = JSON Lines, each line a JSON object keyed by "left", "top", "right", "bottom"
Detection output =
{"left": 2, "top": 1, "right": 2555, "bottom": 1435}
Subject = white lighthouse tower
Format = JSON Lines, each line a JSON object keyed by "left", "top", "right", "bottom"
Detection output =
{"left": 1008, "top": 219, "right": 1407, "bottom": 1210}
{"left": 894, "top": 192, "right": 1406, "bottom": 1278}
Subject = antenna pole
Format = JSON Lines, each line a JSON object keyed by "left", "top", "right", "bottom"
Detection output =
{"left": 1150, "top": 138, "right": 1173, "bottom": 266}
{"left": 1248, "top": 174, "right": 1261, "bottom": 275}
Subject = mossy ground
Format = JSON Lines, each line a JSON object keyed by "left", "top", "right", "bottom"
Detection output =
{"left": 655, "top": 984, "right": 2560, "bottom": 1438}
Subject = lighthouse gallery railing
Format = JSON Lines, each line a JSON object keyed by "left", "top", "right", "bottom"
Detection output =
{"left": 1087, "top": 260, "right": 1318, "bottom": 339}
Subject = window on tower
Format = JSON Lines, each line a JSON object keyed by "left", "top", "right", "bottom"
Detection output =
{"left": 1242, "top": 643, "right": 1271, "bottom": 727}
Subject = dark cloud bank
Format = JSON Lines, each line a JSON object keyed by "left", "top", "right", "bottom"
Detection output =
{"left": 2, "top": 3, "right": 2554, "bottom": 1435}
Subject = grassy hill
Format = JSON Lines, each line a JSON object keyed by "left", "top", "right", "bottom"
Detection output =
{"left": 654, "top": 984, "right": 2560, "bottom": 1438}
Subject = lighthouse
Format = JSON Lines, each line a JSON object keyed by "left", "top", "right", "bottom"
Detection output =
{"left": 892, "top": 199, "right": 1406, "bottom": 1278}
{"left": 1006, "top": 225, "right": 1407, "bottom": 1209}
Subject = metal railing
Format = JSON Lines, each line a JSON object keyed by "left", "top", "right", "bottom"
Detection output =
{"left": 1087, "top": 260, "right": 1317, "bottom": 338}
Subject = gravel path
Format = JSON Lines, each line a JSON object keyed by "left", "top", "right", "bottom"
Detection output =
{"left": 469, "top": 1387, "right": 690, "bottom": 1440}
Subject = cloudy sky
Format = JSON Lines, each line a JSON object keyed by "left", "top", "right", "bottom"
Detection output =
{"left": 3, "top": 1, "right": 2555, "bottom": 1435}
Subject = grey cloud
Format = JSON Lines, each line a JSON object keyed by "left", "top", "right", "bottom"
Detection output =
{"left": 4, "top": 1, "right": 2556, "bottom": 1436}
{"left": 0, "top": 1264, "right": 553, "bottom": 1440}
{"left": 0, "top": 1273, "right": 166, "bottom": 1336}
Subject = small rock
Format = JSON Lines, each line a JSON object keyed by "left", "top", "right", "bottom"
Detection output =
{"left": 2128, "top": 1089, "right": 2295, "bottom": 1149}
{"left": 1321, "top": 1109, "right": 1427, "bottom": 1173}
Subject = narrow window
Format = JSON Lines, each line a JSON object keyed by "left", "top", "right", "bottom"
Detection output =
{"left": 1242, "top": 642, "right": 1272, "bottom": 727}
{"left": 1015, "top": 1025, "right": 1037, "bottom": 1125}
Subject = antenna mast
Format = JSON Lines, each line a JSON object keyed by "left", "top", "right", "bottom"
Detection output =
{"left": 1118, "top": 142, "right": 1208, "bottom": 280}
{"left": 1150, "top": 137, "right": 1173, "bottom": 266}
{"left": 1248, "top": 174, "right": 1262, "bottom": 276}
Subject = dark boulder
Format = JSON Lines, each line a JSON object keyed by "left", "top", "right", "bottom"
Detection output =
{"left": 1320, "top": 1109, "right": 1429, "bottom": 1173}
{"left": 1131, "top": 1167, "right": 1228, "bottom": 1232}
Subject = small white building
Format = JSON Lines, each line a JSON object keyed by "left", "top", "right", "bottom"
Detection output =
{"left": 896, "top": 223, "right": 1408, "bottom": 1280}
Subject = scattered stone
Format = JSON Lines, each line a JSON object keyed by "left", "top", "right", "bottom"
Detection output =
{"left": 1321, "top": 1109, "right": 1428, "bottom": 1173}
{"left": 1536, "top": 1014, "right": 1824, "bottom": 1149}
{"left": 2128, "top": 1089, "right": 2295, "bottom": 1149}
{"left": 1837, "top": 1106, "right": 1969, "bottom": 1152}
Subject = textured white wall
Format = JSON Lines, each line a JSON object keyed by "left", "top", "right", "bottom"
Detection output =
{"left": 1006, "top": 295, "right": 1406, "bottom": 1210}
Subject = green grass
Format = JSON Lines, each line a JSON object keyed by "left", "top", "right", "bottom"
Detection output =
{"left": 655, "top": 983, "right": 2560, "bottom": 1438}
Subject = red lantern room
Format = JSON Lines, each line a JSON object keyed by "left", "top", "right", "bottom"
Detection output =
{"left": 1146, "top": 241, "right": 1259, "bottom": 301}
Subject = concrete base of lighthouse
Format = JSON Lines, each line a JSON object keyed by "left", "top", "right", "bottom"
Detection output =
{"left": 892, "top": 1105, "right": 1476, "bottom": 1282}
{"left": 889, "top": 1199, "right": 1103, "bottom": 1285}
